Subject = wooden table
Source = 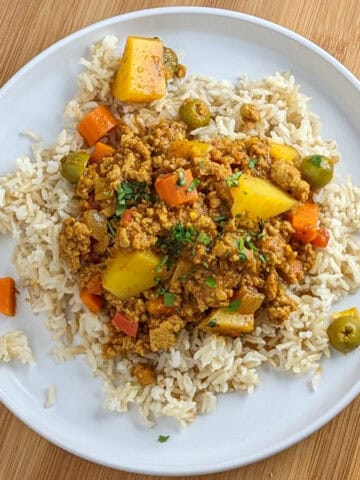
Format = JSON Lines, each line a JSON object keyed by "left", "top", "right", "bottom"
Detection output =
{"left": 0, "top": 0, "right": 359, "bottom": 478}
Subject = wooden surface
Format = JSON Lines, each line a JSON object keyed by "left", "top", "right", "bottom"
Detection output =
{"left": 0, "top": 0, "right": 359, "bottom": 479}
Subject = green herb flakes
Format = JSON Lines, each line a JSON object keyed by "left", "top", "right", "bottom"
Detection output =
{"left": 187, "top": 178, "right": 200, "bottom": 192}
{"left": 176, "top": 169, "right": 186, "bottom": 187}
{"left": 248, "top": 158, "right": 259, "bottom": 169}
{"left": 163, "top": 292, "right": 176, "bottom": 307}
{"left": 155, "top": 255, "right": 169, "bottom": 273}
{"left": 158, "top": 435, "right": 170, "bottom": 443}
{"left": 115, "top": 180, "right": 152, "bottom": 216}
{"left": 227, "top": 299, "right": 241, "bottom": 312}
{"left": 225, "top": 171, "right": 242, "bottom": 188}
{"left": 204, "top": 276, "right": 217, "bottom": 288}
{"left": 197, "top": 231, "right": 212, "bottom": 245}
{"left": 207, "top": 319, "right": 218, "bottom": 328}
{"left": 310, "top": 155, "right": 323, "bottom": 167}
{"left": 258, "top": 252, "right": 268, "bottom": 264}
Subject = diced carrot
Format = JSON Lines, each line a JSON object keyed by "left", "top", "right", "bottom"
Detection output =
{"left": 80, "top": 288, "right": 102, "bottom": 313}
{"left": 0, "top": 277, "right": 16, "bottom": 317}
{"left": 155, "top": 169, "right": 199, "bottom": 208}
{"left": 147, "top": 298, "right": 175, "bottom": 315}
{"left": 91, "top": 141, "right": 115, "bottom": 163}
{"left": 289, "top": 203, "right": 319, "bottom": 243}
{"left": 86, "top": 275, "right": 103, "bottom": 295}
{"left": 77, "top": 106, "right": 118, "bottom": 146}
{"left": 112, "top": 312, "right": 138, "bottom": 337}
{"left": 312, "top": 227, "right": 330, "bottom": 248}
{"left": 120, "top": 210, "right": 133, "bottom": 227}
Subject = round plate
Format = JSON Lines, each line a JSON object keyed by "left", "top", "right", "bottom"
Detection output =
{"left": 0, "top": 7, "right": 359, "bottom": 476}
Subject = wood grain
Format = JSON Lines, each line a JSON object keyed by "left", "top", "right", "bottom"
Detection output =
{"left": 0, "top": 0, "right": 359, "bottom": 479}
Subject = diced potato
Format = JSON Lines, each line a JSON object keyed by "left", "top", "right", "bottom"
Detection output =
{"left": 332, "top": 307, "right": 359, "bottom": 321}
{"left": 103, "top": 250, "right": 161, "bottom": 299}
{"left": 233, "top": 289, "right": 265, "bottom": 314}
{"left": 168, "top": 139, "right": 211, "bottom": 159}
{"left": 112, "top": 36, "right": 166, "bottom": 103}
{"left": 199, "top": 309, "right": 254, "bottom": 336}
{"left": 270, "top": 142, "right": 299, "bottom": 163}
{"left": 172, "top": 259, "right": 193, "bottom": 281}
{"left": 230, "top": 174, "right": 297, "bottom": 220}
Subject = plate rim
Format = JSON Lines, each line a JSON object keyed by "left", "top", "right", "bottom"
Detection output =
{"left": 0, "top": 6, "right": 359, "bottom": 476}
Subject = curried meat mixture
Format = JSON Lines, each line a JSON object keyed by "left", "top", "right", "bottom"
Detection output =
{"left": 59, "top": 116, "right": 327, "bottom": 363}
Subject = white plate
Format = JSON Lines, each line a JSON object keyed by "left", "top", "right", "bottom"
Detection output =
{"left": 0, "top": 7, "right": 359, "bottom": 476}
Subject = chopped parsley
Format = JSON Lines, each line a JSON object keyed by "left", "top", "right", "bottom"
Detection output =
{"left": 234, "top": 238, "right": 248, "bottom": 262}
{"left": 107, "top": 220, "right": 116, "bottom": 238}
{"left": 115, "top": 180, "right": 153, "bottom": 216}
{"left": 155, "top": 255, "right": 169, "bottom": 273}
{"left": 187, "top": 178, "right": 200, "bottom": 192}
{"left": 207, "top": 318, "right": 218, "bottom": 328}
{"left": 156, "top": 223, "right": 198, "bottom": 264}
{"left": 214, "top": 215, "right": 228, "bottom": 228}
{"left": 204, "top": 276, "right": 217, "bottom": 288}
{"left": 227, "top": 299, "right": 241, "bottom": 312}
{"left": 163, "top": 292, "right": 176, "bottom": 307}
{"left": 176, "top": 169, "right": 186, "bottom": 187}
{"left": 258, "top": 252, "right": 268, "bottom": 264}
{"left": 225, "top": 171, "right": 242, "bottom": 188}
{"left": 248, "top": 158, "right": 259, "bottom": 169}
{"left": 157, "top": 435, "right": 170, "bottom": 443}
{"left": 197, "top": 231, "right": 212, "bottom": 245}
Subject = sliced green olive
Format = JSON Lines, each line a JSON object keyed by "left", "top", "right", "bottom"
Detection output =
{"left": 327, "top": 315, "right": 360, "bottom": 353}
{"left": 163, "top": 47, "right": 178, "bottom": 80}
{"left": 300, "top": 155, "right": 334, "bottom": 189}
{"left": 61, "top": 151, "right": 90, "bottom": 183}
{"left": 179, "top": 99, "right": 211, "bottom": 130}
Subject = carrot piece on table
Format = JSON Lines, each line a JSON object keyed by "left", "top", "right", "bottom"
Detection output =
{"left": 120, "top": 209, "right": 133, "bottom": 227}
{"left": 77, "top": 106, "right": 118, "bottom": 146}
{"left": 112, "top": 312, "right": 138, "bottom": 337}
{"left": 147, "top": 298, "right": 175, "bottom": 315}
{"left": 290, "top": 203, "right": 319, "bottom": 243}
{"left": 155, "top": 169, "right": 199, "bottom": 208}
{"left": 91, "top": 141, "right": 115, "bottom": 163}
{"left": 0, "top": 277, "right": 16, "bottom": 317}
{"left": 312, "top": 226, "right": 330, "bottom": 248}
{"left": 80, "top": 288, "right": 102, "bottom": 313}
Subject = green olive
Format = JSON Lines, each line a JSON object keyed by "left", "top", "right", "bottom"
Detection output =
{"left": 179, "top": 99, "right": 211, "bottom": 130}
{"left": 61, "top": 151, "right": 90, "bottom": 183}
{"left": 300, "top": 155, "right": 334, "bottom": 189}
{"left": 163, "top": 47, "right": 178, "bottom": 80}
{"left": 327, "top": 315, "right": 360, "bottom": 353}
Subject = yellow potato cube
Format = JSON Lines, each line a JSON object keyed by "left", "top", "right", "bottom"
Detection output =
{"left": 112, "top": 36, "right": 166, "bottom": 103}
{"left": 103, "top": 250, "right": 161, "bottom": 299}
{"left": 270, "top": 142, "right": 299, "bottom": 163}
{"left": 230, "top": 174, "right": 297, "bottom": 220}
{"left": 199, "top": 309, "right": 254, "bottom": 336}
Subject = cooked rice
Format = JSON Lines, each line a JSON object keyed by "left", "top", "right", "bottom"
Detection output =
{"left": 44, "top": 384, "right": 56, "bottom": 408}
{"left": 1, "top": 36, "right": 359, "bottom": 426}
{"left": 0, "top": 330, "right": 35, "bottom": 365}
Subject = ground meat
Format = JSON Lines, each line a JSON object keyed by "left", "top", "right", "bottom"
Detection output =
{"left": 267, "top": 288, "right": 297, "bottom": 323}
{"left": 59, "top": 217, "right": 91, "bottom": 272}
{"left": 149, "top": 315, "right": 185, "bottom": 352}
{"left": 133, "top": 363, "right": 156, "bottom": 385}
{"left": 263, "top": 269, "right": 279, "bottom": 301}
{"left": 240, "top": 103, "right": 260, "bottom": 127}
{"left": 270, "top": 159, "right": 310, "bottom": 201}
{"left": 145, "top": 120, "right": 187, "bottom": 155}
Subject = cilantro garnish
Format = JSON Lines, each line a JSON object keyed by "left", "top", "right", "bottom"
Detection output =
{"left": 234, "top": 238, "right": 248, "bottom": 262}
{"left": 197, "top": 231, "right": 212, "bottom": 245}
{"left": 225, "top": 171, "right": 242, "bottom": 188}
{"left": 115, "top": 180, "right": 152, "bottom": 216}
{"left": 187, "top": 178, "right": 200, "bottom": 192}
{"left": 156, "top": 285, "right": 176, "bottom": 307}
{"left": 204, "top": 276, "right": 217, "bottom": 288}
{"left": 155, "top": 255, "right": 169, "bottom": 273}
{"left": 248, "top": 158, "right": 259, "bottom": 169}
{"left": 227, "top": 299, "right": 241, "bottom": 312}
{"left": 176, "top": 169, "right": 186, "bottom": 187}
{"left": 107, "top": 220, "right": 116, "bottom": 238}
{"left": 156, "top": 223, "right": 198, "bottom": 263}
{"left": 158, "top": 435, "right": 170, "bottom": 443}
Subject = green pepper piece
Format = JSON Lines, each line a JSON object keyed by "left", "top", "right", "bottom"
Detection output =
{"left": 61, "top": 151, "right": 90, "bottom": 184}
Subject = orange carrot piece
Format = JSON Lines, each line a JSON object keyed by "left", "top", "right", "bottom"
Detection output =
{"left": 77, "top": 106, "right": 118, "bottom": 146}
{"left": 0, "top": 277, "right": 16, "bottom": 317}
{"left": 155, "top": 169, "right": 199, "bottom": 208}
{"left": 91, "top": 141, "right": 115, "bottom": 163}
{"left": 112, "top": 312, "right": 138, "bottom": 337}
{"left": 120, "top": 210, "right": 133, "bottom": 227}
{"left": 290, "top": 203, "right": 319, "bottom": 243}
{"left": 80, "top": 288, "right": 102, "bottom": 313}
{"left": 312, "top": 227, "right": 330, "bottom": 248}
{"left": 86, "top": 275, "right": 103, "bottom": 296}
{"left": 147, "top": 298, "right": 175, "bottom": 315}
